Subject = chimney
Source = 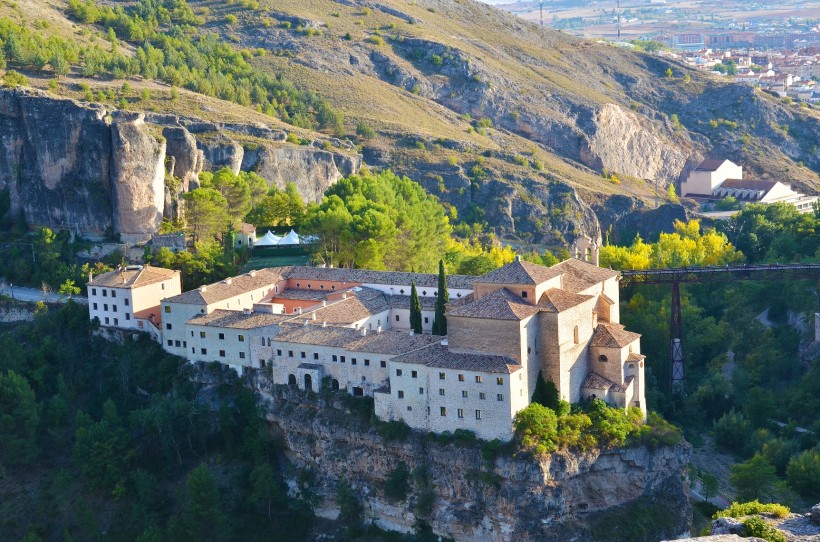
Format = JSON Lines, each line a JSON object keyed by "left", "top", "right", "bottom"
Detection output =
{"left": 321, "top": 321, "right": 327, "bottom": 328}
{"left": 311, "top": 312, "right": 316, "bottom": 321}
{"left": 377, "top": 325, "right": 382, "bottom": 334}
{"left": 297, "top": 307, "right": 302, "bottom": 314}
{"left": 360, "top": 327, "right": 367, "bottom": 336}
{"left": 199, "top": 285, "right": 207, "bottom": 292}
{"left": 225, "top": 278, "right": 232, "bottom": 285}
{"left": 322, "top": 300, "right": 327, "bottom": 307}
{"left": 515, "top": 254, "right": 521, "bottom": 262}
{"left": 249, "top": 270, "right": 257, "bottom": 277}
{"left": 88, "top": 271, "right": 93, "bottom": 283}
{"left": 409, "top": 330, "right": 415, "bottom": 336}
{"left": 342, "top": 293, "right": 347, "bottom": 299}
{"left": 304, "top": 319, "right": 309, "bottom": 326}
{"left": 243, "top": 308, "right": 252, "bottom": 315}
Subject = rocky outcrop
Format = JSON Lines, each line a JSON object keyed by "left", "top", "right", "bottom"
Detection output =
{"left": 110, "top": 112, "right": 166, "bottom": 241}
{"left": 254, "top": 376, "right": 691, "bottom": 542}
{"left": 0, "top": 88, "right": 360, "bottom": 239}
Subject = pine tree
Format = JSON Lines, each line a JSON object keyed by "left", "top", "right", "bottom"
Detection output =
{"left": 432, "top": 259, "right": 448, "bottom": 335}
{"left": 410, "top": 281, "right": 422, "bottom": 334}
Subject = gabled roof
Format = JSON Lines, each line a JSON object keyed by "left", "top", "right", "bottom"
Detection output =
{"left": 282, "top": 266, "right": 474, "bottom": 290}
{"left": 473, "top": 259, "right": 563, "bottom": 286}
{"left": 89, "top": 265, "right": 179, "bottom": 289}
{"left": 187, "top": 309, "right": 292, "bottom": 329}
{"left": 538, "top": 288, "right": 595, "bottom": 313}
{"left": 581, "top": 372, "right": 626, "bottom": 393}
{"left": 551, "top": 258, "right": 618, "bottom": 293}
{"left": 391, "top": 343, "right": 521, "bottom": 374}
{"left": 716, "top": 179, "right": 778, "bottom": 192}
{"left": 164, "top": 268, "right": 284, "bottom": 305}
{"left": 695, "top": 159, "right": 731, "bottom": 171}
{"left": 590, "top": 323, "right": 641, "bottom": 348}
{"left": 448, "top": 288, "right": 539, "bottom": 321}
{"left": 272, "top": 323, "right": 439, "bottom": 355}
{"left": 306, "top": 287, "right": 390, "bottom": 325}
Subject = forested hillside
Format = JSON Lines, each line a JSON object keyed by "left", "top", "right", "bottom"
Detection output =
{"left": 601, "top": 204, "right": 820, "bottom": 508}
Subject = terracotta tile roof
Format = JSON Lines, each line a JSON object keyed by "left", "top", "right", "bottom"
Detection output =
{"left": 590, "top": 323, "right": 641, "bottom": 348}
{"left": 473, "top": 259, "right": 563, "bottom": 285}
{"left": 581, "top": 372, "right": 625, "bottom": 393}
{"left": 538, "top": 288, "right": 594, "bottom": 313}
{"left": 626, "top": 353, "right": 646, "bottom": 362}
{"left": 274, "top": 288, "right": 343, "bottom": 301}
{"left": 305, "top": 287, "right": 391, "bottom": 325}
{"left": 695, "top": 159, "right": 730, "bottom": 171}
{"left": 386, "top": 294, "right": 438, "bottom": 311}
{"left": 283, "top": 266, "right": 474, "bottom": 290}
{"left": 551, "top": 259, "right": 618, "bottom": 293}
{"left": 716, "top": 179, "right": 778, "bottom": 193}
{"left": 273, "top": 323, "right": 439, "bottom": 354}
{"left": 165, "top": 268, "right": 284, "bottom": 305}
{"left": 187, "top": 309, "right": 292, "bottom": 329}
{"left": 239, "top": 222, "right": 256, "bottom": 234}
{"left": 448, "top": 288, "right": 539, "bottom": 321}
{"left": 391, "top": 343, "right": 521, "bottom": 374}
{"left": 90, "top": 265, "right": 179, "bottom": 289}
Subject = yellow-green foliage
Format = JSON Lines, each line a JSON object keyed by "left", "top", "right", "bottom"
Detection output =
{"left": 714, "top": 501, "right": 790, "bottom": 520}
{"left": 599, "top": 219, "right": 744, "bottom": 270}
{"left": 740, "top": 516, "right": 786, "bottom": 542}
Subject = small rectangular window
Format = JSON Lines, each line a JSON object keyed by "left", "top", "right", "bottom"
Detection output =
{"left": 164, "top": 306, "right": 171, "bottom": 313}
{"left": 113, "top": 318, "right": 118, "bottom": 325}
{"left": 200, "top": 331, "right": 206, "bottom": 338}
{"left": 439, "top": 388, "right": 445, "bottom": 396}
{"left": 105, "top": 317, "right": 109, "bottom": 324}
{"left": 439, "top": 372, "right": 445, "bottom": 380}
{"left": 112, "top": 305, "right": 117, "bottom": 313}
{"left": 259, "top": 360, "right": 266, "bottom": 368}
{"left": 166, "top": 323, "right": 172, "bottom": 330}
{"left": 340, "top": 356, "right": 346, "bottom": 363}
{"left": 104, "top": 304, "right": 108, "bottom": 311}
{"left": 167, "top": 340, "right": 173, "bottom": 346}
{"left": 239, "top": 352, "right": 245, "bottom": 359}
{"left": 411, "top": 370, "right": 417, "bottom": 378}
{"left": 103, "top": 290, "right": 107, "bottom": 297}
{"left": 458, "top": 374, "right": 464, "bottom": 382}
{"left": 288, "top": 351, "right": 294, "bottom": 358}
{"left": 475, "top": 410, "right": 482, "bottom": 420}
{"left": 364, "top": 359, "right": 370, "bottom": 366}
{"left": 314, "top": 353, "right": 319, "bottom": 360}
{"left": 201, "top": 348, "right": 207, "bottom": 355}
{"left": 238, "top": 335, "right": 244, "bottom": 342}
{"left": 276, "top": 349, "right": 282, "bottom": 356}
{"left": 93, "top": 303, "right": 98, "bottom": 310}
{"left": 395, "top": 314, "right": 400, "bottom": 321}
{"left": 407, "top": 406, "right": 412, "bottom": 411}
{"left": 301, "top": 352, "right": 306, "bottom": 358}
{"left": 424, "top": 317, "right": 429, "bottom": 324}
{"left": 497, "top": 394, "right": 504, "bottom": 401}
{"left": 92, "top": 288, "right": 97, "bottom": 295}
{"left": 419, "top": 387, "right": 424, "bottom": 394}
{"left": 457, "top": 409, "right": 464, "bottom": 419}
{"left": 380, "top": 360, "right": 386, "bottom": 368}
{"left": 111, "top": 290, "right": 116, "bottom": 298}
{"left": 398, "top": 390, "right": 404, "bottom": 399}
{"left": 332, "top": 355, "right": 338, "bottom": 362}
{"left": 479, "top": 392, "right": 486, "bottom": 400}
{"left": 124, "top": 299, "right": 129, "bottom": 306}
{"left": 175, "top": 340, "right": 180, "bottom": 347}
{"left": 192, "top": 347, "right": 195, "bottom": 353}
{"left": 219, "top": 350, "right": 226, "bottom": 357}
{"left": 219, "top": 333, "right": 225, "bottom": 340}
{"left": 462, "top": 390, "right": 468, "bottom": 398}
{"left": 351, "top": 358, "right": 357, "bottom": 365}
{"left": 522, "top": 291, "right": 527, "bottom": 298}
{"left": 497, "top": 377, "right": 504, "bottom": 385}
{"left": 396, "top": 369, "right": 403, "bottom": 376}
{"left": 125, "top": 314, "right": 130, "bottom": 321}
{"left": 475, "top": 375, "right": 483, "bottom": 383}
{"left": 440, "top": 407, "right": 446, "bottom": 416}
{"left": 191, "top": 331, "right": 194, "bottom": 337}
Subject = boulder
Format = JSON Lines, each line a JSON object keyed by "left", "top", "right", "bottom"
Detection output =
{"left": 710, "top": 517, "right": 745, "bottom": 535}
{"left": 810, "top": 503, "right": 820, "bottom": 526}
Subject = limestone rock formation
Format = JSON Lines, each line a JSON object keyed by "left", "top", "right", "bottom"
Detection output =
{"left": 253, "top": 374, "right": 692, "bottom": 542}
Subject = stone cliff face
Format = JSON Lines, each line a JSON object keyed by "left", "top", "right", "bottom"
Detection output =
{"left": 254, "top": 376, "right": 692, "bottom": 542}
{"left": 0, "top": 89, "right": 360, "bottom": 240}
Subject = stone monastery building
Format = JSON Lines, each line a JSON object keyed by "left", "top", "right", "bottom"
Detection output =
{"left": 88, "top": 257, "right": 646, "bottom": 441}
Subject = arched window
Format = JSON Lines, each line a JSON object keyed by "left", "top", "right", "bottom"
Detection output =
{"left": 304, "top": 373, "right": 313, "bottom": 391}
{"left": 288, "top": 374, "right": 297, "bottom": 386}
{"left": 331, "top": 379, "right": 340, "bottom": 390}
{"left": 307, "top": 284, "right": 312, "bottom": 289}
{"left": 598, "top": 355, "right": 608, "bottom": 362}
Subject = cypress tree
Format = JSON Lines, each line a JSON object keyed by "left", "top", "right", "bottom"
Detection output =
{"left": 432, "top": 259, "right": 449, "bottom": 336}
{"left": 409, "top": 281, "right": 422, "bottom": 334}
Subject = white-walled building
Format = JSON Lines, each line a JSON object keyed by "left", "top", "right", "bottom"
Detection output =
{"left": 87, "top": 265, "right": 181, "bottom": 340}
{"left": 106, "top": 257, "right": 647, "bottom": 441}
{"left": 681, "top": 159, "right": 744, "bottom": 197}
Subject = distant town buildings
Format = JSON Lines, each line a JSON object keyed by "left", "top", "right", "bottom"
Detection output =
{"left": 681, "top": 159, "right": 818, "bottom": 214}
{"left": 88, "top": 256, "right": 648, "bottom": 442}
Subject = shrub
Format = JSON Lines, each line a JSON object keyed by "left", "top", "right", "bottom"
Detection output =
{"left": 286, "top": 132, "right": 300, "bottom": 144}
{"left": 377, "top": 420, "right": 412, "bottom": 441}
{"left": 225, "top": 14, "right": 238, "bottom": 25}
{"left": 384, "top": 461, "right": 410, "bottom": 501}
{"left": 713, "top": 410, "right": 750, "bottom": 452}
{"left": 741, "top": 516, "right": 786, "bottom": 542}
{"left": 367, "top": 35, "right": 385, "bottom": 46}
{"left": 513, "top": 403, "right": 558, "bottom": 455}
{"left": 785, "top": 449, "right": 820, "bottom": 499}
{"left": 355, "top": 121, "right": 376, "bottom": 139}
{"left": 2, "top": 70, "right": 28, "bottom": 88}
{"left": 714, "top": 500, "right": 790, "bottom": 519}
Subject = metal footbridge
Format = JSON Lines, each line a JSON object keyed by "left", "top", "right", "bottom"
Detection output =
{"left": 618, "top": 263, "right": 820, "bottom": 394}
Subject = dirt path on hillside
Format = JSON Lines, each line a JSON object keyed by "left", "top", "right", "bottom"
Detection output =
{"left": 690, "top": 435, "right": 738, "bottom": 506}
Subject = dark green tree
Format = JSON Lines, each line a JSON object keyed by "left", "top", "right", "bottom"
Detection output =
{"left": 432, "top": 259, "right": 448, "bottom": 336}
{"left": 335, "top": 478, "right": 362, "bottom": 527}
{"left": 410, "top": 281, "right": 422, "bottom": 334}
{"left": 0, "top": 370, "right": 40, "bottom": 465}
{"left": 729, "top": 454, "right": 776, "bottom": 502}
{"left": 177, "top": 464, "right": 227, "bottom": 542}
{"left": 531, "top": 371, "right": 560, "bottom": 410}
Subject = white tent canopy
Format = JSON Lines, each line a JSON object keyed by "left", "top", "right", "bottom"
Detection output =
{"left": 277, "top": 229, "right": 301, "bottom": 245}
{"left": 254, "top": 230, "right": 282, "bottom": 247}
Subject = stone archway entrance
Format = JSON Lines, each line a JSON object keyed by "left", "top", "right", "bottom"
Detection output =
{"left": 331, "top": 379, "right": 340, "bottom": 390}
{"left": 304, "top": 373, "right": 313, "bottom": 391}
{"left": 288, "top": 374, "right": 296, "bottom": 386}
